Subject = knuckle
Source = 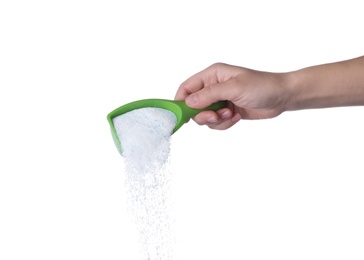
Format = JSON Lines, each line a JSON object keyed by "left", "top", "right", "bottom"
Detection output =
{"left": 193, "top": 116, "right": 205, "bottom": 126}
{"left": 208, "top": 62, "right": 226, "bottom": 71}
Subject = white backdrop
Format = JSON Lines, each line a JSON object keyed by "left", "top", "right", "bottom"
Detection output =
{"left": 1, "top": 1, "right": 364, "bottom": 259}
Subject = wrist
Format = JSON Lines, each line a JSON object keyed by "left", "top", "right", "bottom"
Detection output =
{"left": 285, "top": 69, "right": 306, "bottom": 111}
{"left": 283, "top": 67, "right": 330, "bottom": 111}
{"left": 281, "top": 71, "right": 301, "bottom": 112}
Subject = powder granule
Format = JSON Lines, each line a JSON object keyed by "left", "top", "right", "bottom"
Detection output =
{"left": 112, "top": 107, "right": 177, "bottom": 173}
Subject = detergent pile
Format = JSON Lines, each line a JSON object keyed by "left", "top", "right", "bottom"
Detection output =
{"left": 113, "top": 107, "right": 177, "bottom": 260}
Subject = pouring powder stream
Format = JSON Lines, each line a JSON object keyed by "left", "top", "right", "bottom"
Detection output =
{"left": 112, "top": 107, "right": 177, "bottom": 260}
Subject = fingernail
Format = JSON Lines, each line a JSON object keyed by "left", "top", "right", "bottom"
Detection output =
{"left": 221, "top": 111, "right": 231, "bottom": 119}
{"left": 186, "top": 94, "right": 198, "bottom": 106}
{"left": 207, "top": 117, "right": 217, "bottom": 123}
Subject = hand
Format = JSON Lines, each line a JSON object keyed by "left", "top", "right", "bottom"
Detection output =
{"left": 174, "top": 63, "right": 290, "bottom": 130}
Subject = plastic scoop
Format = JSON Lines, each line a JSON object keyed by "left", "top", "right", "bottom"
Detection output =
{"left": 107, "top": 98, "right": 226, "bottom": 155}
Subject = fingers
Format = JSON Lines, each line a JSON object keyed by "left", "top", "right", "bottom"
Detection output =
{"left": 174, "top": 76, "right": 204, "bottom": 100}
{"left": 193, "top": 108, "right": 241, "bottom": 130}
{"left": 174, "top": 67, "right": 212, "bottom": 100}
{"left": 185, "top": 79, "right": 241, "bottom": 109}
{"left": 175, "top": 63, "right": 245, "bottom": 130}
{"left": 174, "top": 63, "right": 233, "bottom": 101}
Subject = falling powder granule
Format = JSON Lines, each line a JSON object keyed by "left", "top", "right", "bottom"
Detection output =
{"left": 112, "top": 107, "right": 177, "bottom": 260}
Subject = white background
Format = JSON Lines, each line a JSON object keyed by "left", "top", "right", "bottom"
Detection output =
{"left": 1, "top": 0, "right": 364, "bottom": 259}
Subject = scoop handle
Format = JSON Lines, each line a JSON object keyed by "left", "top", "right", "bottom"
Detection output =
{"left": 177, "top": 100, "right": 227, "bottom": 123}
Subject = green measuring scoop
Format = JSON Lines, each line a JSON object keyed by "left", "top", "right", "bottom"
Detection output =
{"left": 107, "top": 98, "right": 226, "bottom": 155}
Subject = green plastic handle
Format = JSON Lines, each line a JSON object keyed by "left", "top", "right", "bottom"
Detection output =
{"left": 171, "top": 100, "right": 227, "bottom": 133}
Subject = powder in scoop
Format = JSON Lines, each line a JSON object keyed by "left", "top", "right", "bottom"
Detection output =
{"left": 112, "top": 107, "right": 177, "bottom": 173}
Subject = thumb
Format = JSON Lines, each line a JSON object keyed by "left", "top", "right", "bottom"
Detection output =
{"left": 185, "top": 80, "right": 237, "bottom": 109}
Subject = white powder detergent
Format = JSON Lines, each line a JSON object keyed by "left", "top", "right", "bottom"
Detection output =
{"left": 112, "top": 107, "right": 177, "bottom": 260}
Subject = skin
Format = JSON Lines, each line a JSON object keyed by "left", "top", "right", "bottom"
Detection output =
{"left": 174, "top": 56, "right": 364, "bottom": 130}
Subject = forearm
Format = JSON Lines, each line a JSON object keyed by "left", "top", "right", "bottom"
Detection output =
{"left": 285, "top": 56, "right": 364, "bottom": 111}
